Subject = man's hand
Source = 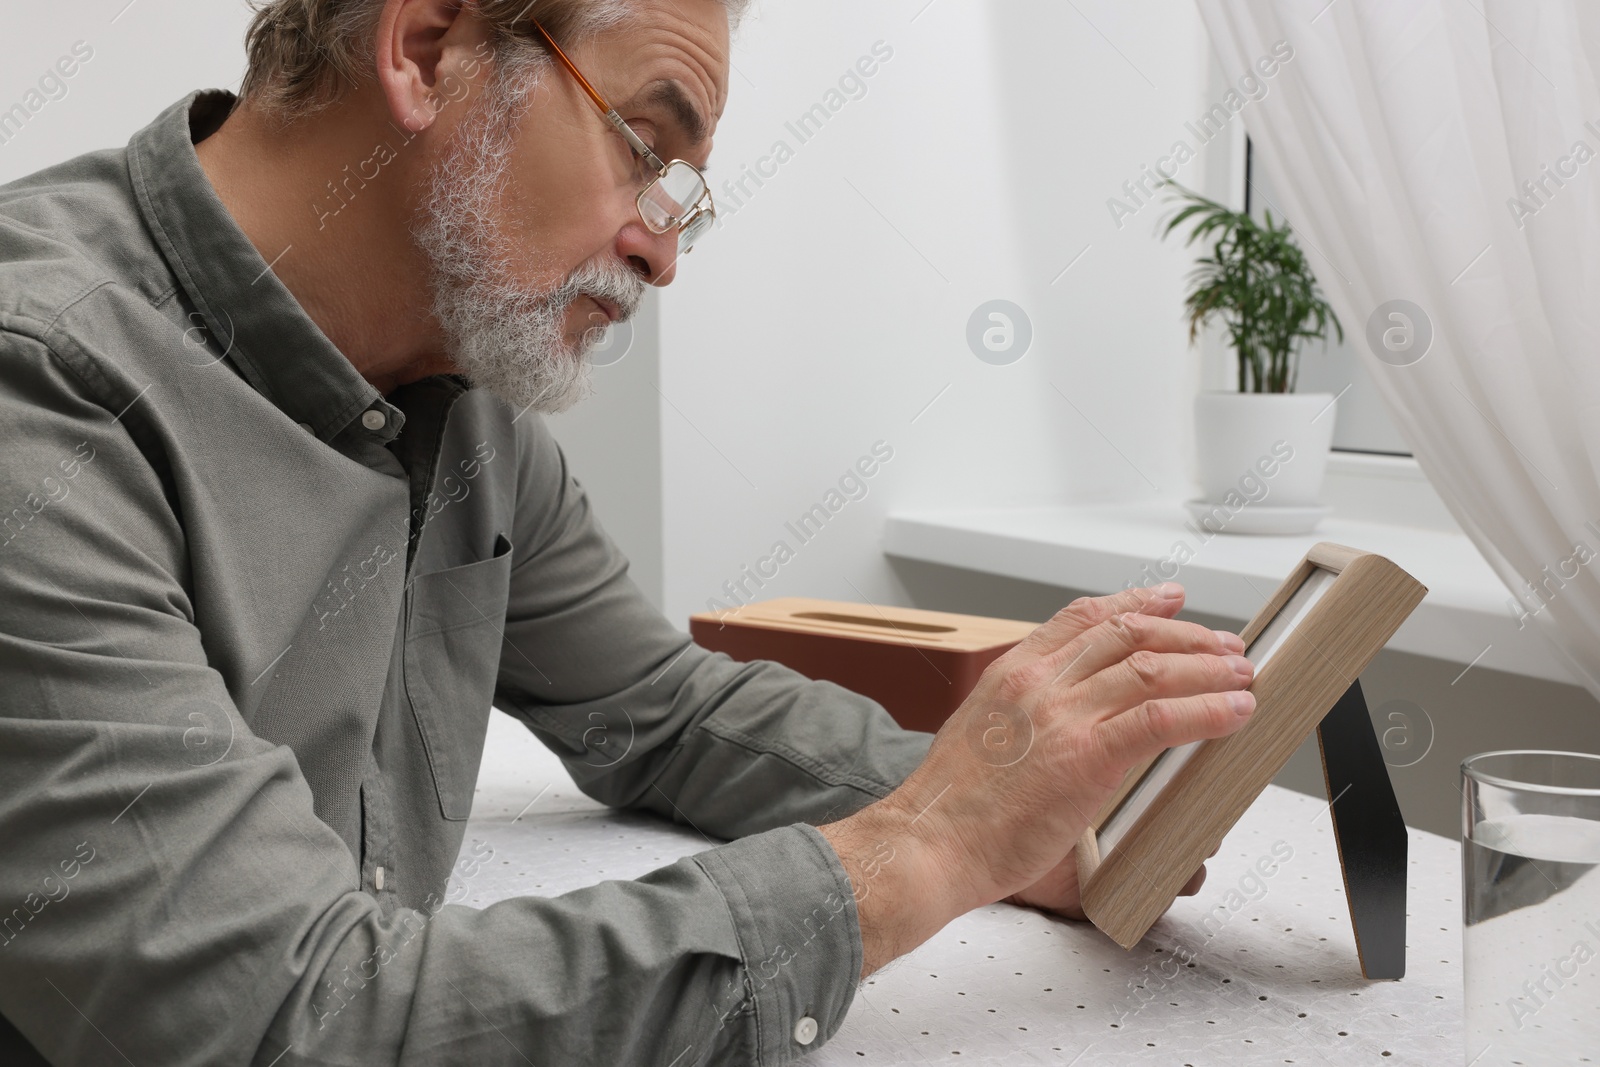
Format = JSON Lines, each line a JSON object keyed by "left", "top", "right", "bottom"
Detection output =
{"left": 818, "top": 582, "right": 1253, "bottom": 977}
{"left": 998, "top": 582, "right": 1239, "bottom": 920}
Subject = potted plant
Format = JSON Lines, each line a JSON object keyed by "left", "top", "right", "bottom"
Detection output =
{"left": 1159, "top": 182, "right": 1344, "bottom": 533}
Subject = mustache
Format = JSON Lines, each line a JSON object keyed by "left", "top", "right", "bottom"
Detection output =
{"left": 553, "top": 256, "right": 645, "bottom": 325}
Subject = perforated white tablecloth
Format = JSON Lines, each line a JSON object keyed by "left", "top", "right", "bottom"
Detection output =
{"left": 458, "top": 711, "right": 1465, "bottom": 1066}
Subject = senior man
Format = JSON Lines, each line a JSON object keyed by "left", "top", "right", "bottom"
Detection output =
{"left": 0, "top": 1, "right": 1258, "bottom": 1063}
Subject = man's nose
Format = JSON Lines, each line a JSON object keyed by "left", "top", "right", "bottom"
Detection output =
{"left": 616, "top": 222, "right": 680, "bottom": 286}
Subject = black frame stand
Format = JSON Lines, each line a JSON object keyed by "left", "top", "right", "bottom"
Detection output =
{"left": 1314, "top": 678, "right": 1408, "bottom": 980}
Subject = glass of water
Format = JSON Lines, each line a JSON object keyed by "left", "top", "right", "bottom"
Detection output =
{"left": 1461, "top": 750, "right": 1600, "bottom": 1065}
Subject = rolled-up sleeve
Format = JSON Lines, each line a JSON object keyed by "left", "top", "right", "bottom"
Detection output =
{"left": 0, "top": 334, "right": 874, "bottom": 1066}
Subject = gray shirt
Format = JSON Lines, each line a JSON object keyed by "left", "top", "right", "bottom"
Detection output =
{"left": 0, "top": 88, "right": 934, "bottom": 1067}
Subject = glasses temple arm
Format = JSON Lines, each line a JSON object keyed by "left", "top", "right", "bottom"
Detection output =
{"left": 528, "top": 18, "right": 667, "bottom": 171}
{"left": 603, "top": 111, "right": 665, "bottom": 170}
{"left": 527, "top": 20, "right": 609, "bottom": 109}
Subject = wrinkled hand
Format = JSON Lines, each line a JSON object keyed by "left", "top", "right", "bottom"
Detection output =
{"left": 999, "top": 585, "right": 1236, "bottom": 922}
{"left": 892, "top": 580, "right": 1252, "bottom": 916}
{"left": 822, "top": 580, "right": 1254, "bottom": 979}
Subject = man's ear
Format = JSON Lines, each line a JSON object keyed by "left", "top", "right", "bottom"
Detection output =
{"left": 374, "top": 0, "right": 493, "bottom": 133}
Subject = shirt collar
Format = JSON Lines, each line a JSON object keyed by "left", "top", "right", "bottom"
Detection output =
{"left": 127, "top": 88, "right": 406, "bottom": 444}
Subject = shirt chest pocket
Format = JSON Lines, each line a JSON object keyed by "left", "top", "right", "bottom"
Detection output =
{"left": 403, "top": 532, "right": 514, "bottom": 820}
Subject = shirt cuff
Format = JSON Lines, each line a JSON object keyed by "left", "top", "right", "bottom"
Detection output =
{"left": 692, "top": 822, "right": 863, "bottom": 1064}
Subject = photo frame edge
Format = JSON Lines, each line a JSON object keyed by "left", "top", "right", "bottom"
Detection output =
{"left": 1078, "top": 547, "right": 1426, "bottom": 949}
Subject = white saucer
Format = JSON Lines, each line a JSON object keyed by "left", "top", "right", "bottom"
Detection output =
{"left": 1183, "top": 498, "right": 1330, "bottom": 536}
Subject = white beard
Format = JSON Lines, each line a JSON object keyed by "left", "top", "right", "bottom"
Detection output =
{"left": 411, "top": 64, "right": 645, "bottom": 417}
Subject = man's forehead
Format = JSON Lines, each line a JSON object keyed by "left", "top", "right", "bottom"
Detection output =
{"left": 588, "top": 3, "right": 730, "bottom": 135}
{"left": 630, "top": 79, "right": 710, "bottom": 144}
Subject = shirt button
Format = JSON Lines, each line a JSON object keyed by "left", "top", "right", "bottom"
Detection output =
{"left": 793, "top": 1016, "right": 818, "bottom": 1045}
{"left": 361, "top": 409, "right": 387, "bottom": 431}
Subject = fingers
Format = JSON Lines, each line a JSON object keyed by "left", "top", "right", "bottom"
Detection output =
{"left": 1014, "top": 583, "right": 1188, "bottom": 658}
{"left": 1039, "top": 611, "right": 1245, "bottom": 691}
{"left": 1076, "top": 643, "right": 1254, "bottom": 724}
{"left": 1179, "top": 850, "right": 1220, "bottom": 896}
{"left": 1092, "top": 689, "right": 1256, "bottom": 771}
{"left": 1179, "top": 865, "right": 1208, "bottom": 896}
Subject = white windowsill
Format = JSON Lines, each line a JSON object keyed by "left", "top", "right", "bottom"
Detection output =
{"left": 1322, "top": 450, "right": 1463, "bottom": 532}
{"left": 883, "top": 498, "right": 1577, "bottom": 687}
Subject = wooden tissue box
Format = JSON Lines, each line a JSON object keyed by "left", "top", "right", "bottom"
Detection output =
{"left": 688, "top": 597, "right": 1038, "bottom": 733}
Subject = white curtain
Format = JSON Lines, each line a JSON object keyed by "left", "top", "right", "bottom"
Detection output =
{"left": 1194, "top": 0, "right": 1600, "bottom": 701}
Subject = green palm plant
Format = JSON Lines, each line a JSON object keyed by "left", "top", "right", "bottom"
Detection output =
{"left": 1159, "top": 182, "right": 1343, "bottom": 394}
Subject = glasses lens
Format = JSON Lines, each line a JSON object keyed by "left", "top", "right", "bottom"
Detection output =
{"left": 678, "top": 207, "right": 716, "bottom": 254}
{"left": 639, "top": 161, "right": 708, "bottom": 233}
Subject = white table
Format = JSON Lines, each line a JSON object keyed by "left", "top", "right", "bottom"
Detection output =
{"left": 460, "top": 711, "right": 1465, "bottom": 1065}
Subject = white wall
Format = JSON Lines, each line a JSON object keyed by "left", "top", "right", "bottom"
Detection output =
{"left": 544, "top": 290, "right": 667, "bottom": 611}
{"left": 0, "top": 0, "right": 254, "bottom": 184}
{"left": 656, "top": 0, "right": 1237, "bottom": 626}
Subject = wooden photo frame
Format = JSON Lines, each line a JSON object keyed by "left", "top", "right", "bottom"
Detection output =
{"left": 1074, "top": 542, "right": 1427, "bottom": 954}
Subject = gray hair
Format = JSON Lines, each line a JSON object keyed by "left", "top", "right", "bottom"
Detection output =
{"left": 239, "top": 0, "right": 746, "bottom": 123}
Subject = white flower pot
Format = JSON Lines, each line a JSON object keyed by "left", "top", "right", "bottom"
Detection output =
{"left": 1193, "top": 391, "right": 1336, "bottom": 508}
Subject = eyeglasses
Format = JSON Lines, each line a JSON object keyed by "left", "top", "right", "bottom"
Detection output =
{"left": 526, "top": 19, "right": 716, "bottom": 259}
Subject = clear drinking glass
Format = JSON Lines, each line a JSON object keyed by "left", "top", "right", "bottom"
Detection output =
{"left": 1461, "top": 750, "right": 1600, "bottom": 1064}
